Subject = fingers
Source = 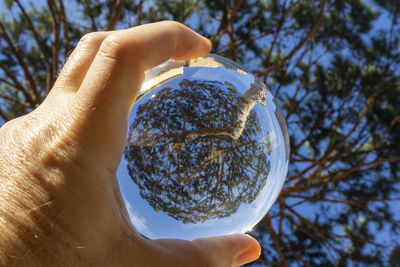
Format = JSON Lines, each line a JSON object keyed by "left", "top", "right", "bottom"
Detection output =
{"left": 144, "top": 234, "right": 260, "bottom": 267}
{"left": 193, "top": 234, "right": 261, "bottom": 266}
{"left": 76, "top": 21, "right": 211, "bottom": 112}
{"left": 52, "top": 21, "right": 211, "bottom": 104}
{"left": 76, "top": 22, "right": 210, "bottom": 111}
{"left": 53, "top": 32, "right": 109, "bottom": 93}
{"left": 51, "top": 22, "right": 211, "bottom": 171}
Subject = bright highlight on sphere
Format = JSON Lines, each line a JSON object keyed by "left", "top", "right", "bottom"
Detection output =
{"left": 117, "top": 54, "right": 290, "bottom": 240}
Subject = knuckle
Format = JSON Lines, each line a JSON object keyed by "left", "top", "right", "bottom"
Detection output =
{"left": 162, "top": 21, "right": 187, "bottom": 37}
{"left": 79, "top": 32, "right": 104, "bottom": 46}
{"left": 163, "top": 20, "right": 185, "bottom": 29}
{"left": 97, "top": 33, "right": 134, "bottom": 61}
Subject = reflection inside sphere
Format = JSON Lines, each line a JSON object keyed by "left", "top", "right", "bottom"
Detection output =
{"left": 117, "top": 55, "right": 289, "bottom": 240}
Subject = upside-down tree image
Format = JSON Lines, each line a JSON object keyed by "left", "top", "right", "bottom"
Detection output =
{"left": 125, "top": 79, "right": 270, "bottom": 223}
{"left": 0, "top": 0, "right": 399, "bottom": 265}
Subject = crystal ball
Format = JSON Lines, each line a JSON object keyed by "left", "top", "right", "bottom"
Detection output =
{"left": 117, "top": 54, "right": 290, "bottom": 240}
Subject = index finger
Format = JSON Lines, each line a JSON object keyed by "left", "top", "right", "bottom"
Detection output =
{"left": 62, "top": 22, "right": 211, "bottom": 170}
{"left": 76, "top": 21, "right": 212, "bottom": 113}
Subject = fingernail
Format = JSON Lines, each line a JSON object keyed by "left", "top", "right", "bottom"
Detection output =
{"left": 234, "top": 235, "right": 261, "bottom": 266}
{"left": 235, "top": 246, "right": 261, "bottom": 266}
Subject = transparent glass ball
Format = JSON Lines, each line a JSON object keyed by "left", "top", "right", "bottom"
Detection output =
{"left": 117, "top": 54, "right": 290, "bottom": 240}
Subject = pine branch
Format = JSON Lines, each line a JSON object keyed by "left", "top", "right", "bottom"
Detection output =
{"left": 14, "top": 0, "right": 50, "bottom": 65}
{"left": 285, "top": 204, "right": 343, "bottom": 255}
{"left": 0, "top": 64, "right": 26, "bottom": 99}
{"left": 266, "top": 214, "right": 288, "bottom": 267}
{"left": 219, "top": 31, "right": 271, "bottom": 54}
{"left": 76, "top": 0, "right": 98, "bottom": 31}
{"left": 210, "top": 7, "right": 228, "bottom": 47}
{"left": 103, "top": 0, "right": 126, "bottom": 31}
{"left": 274, "top": 45, "right": 310, "bottom": 98}
{"left": 181, "top": 0, "right": 201, "bottom": 21}
{"left": 280, "top": 234, "right": 313, "bottom": 267}
{"left": 0, "top": 106, "right": 10, "bottom": 122}
{"left": 0, "top": 21, "right": 38, "bottom": 104}
{"left": 136, "top": 0, "right": 144, "bottom": 25}
{"left": 225, "top": 0, "right": 243, "bottom": 60}
{"left": 0, "top": 77, "right": 19, "bottom": 90}
{"left": 296, "top": 112, "right": 400, "bottom": 192}
{"left": 59, "top": 0, "right": 71, "bottom": 57}
{"left": 47, "top": 0, "right": 61, "bottom": 92}
{"left": 287, "top": 72, "right": 387, "bottom": 186}
{"left": 265, "top": 0, "right": 289, "bottom": 71}
{"left": 0, "top": 93, "right": 31, "bottom": 108}
{"left": 362, "top": 155, "right": 400, "bottom": 169}
{"left": 255, "top": 258, "right": 282, "bottom": 266}
{"left": 258, "top": 0, "right": 327, "bottom": 76}
{"left": 285, "top": 61, "right": 311, "bottom": 121}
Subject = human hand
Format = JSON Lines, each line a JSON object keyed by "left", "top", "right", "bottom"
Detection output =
{"left": 0, "top": 21, "right": 261, "bottom": 266}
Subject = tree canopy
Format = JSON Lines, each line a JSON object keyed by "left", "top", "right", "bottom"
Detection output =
{"left": 125, "top": 78, "right": 270, "bottom": 223}
{"left": 1, "top": 0, "right": 399, "bottom": 265}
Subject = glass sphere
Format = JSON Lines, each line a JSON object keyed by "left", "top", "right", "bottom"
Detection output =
{"left": 117, "top": 54, "right": 290, "bottom": 240}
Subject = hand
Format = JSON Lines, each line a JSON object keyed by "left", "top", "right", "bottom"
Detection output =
{"left": 0, "top": 21, "right": 261, "bottom": 267}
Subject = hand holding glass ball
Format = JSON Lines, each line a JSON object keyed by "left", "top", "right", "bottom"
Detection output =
{"left": 118, "top": 55, "right": 290, "bottom": 240}
{"left": 0, "top": 22, "right": 271, "bottom": 266}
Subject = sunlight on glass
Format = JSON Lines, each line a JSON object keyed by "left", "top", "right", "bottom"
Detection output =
{"left": 117, "top": 54, "right": 290, "bottom": 240}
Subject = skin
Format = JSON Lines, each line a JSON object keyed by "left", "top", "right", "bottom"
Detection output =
{"left": 0, "top": 21, "right": 261, "bottom": 266}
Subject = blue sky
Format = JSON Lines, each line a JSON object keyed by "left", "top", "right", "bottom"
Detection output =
{"left": 0, "top": 0, "right": 398, "bottom": 262}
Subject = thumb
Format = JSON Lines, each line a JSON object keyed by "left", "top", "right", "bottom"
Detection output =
{"left": 193, "top": 234, "right": 261, "bottom": 266}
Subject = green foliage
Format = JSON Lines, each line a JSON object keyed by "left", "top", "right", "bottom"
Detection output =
{"left": 3, "top": 0, "right": 13, "bottom": 9}
{"left": 125, "top": 79, "right": 269, "bottom": 223}
{"left": 389, "top": 246, "right": 400, "bottom": 266}
{"left": 0, "top": 0, "right": 399, "bottom": 265}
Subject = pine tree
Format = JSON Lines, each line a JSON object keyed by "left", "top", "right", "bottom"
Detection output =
{"left": 1, "top": 0, "right": 399, "bottom": 265}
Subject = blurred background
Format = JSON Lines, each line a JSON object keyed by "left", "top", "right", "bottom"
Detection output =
{"left": 0, "top": 0, "right": 399, "bottom": 265}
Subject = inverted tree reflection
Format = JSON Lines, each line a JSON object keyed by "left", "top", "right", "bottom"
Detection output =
{"left": 125, "top": 79, "right": 271, "bottom": 223}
